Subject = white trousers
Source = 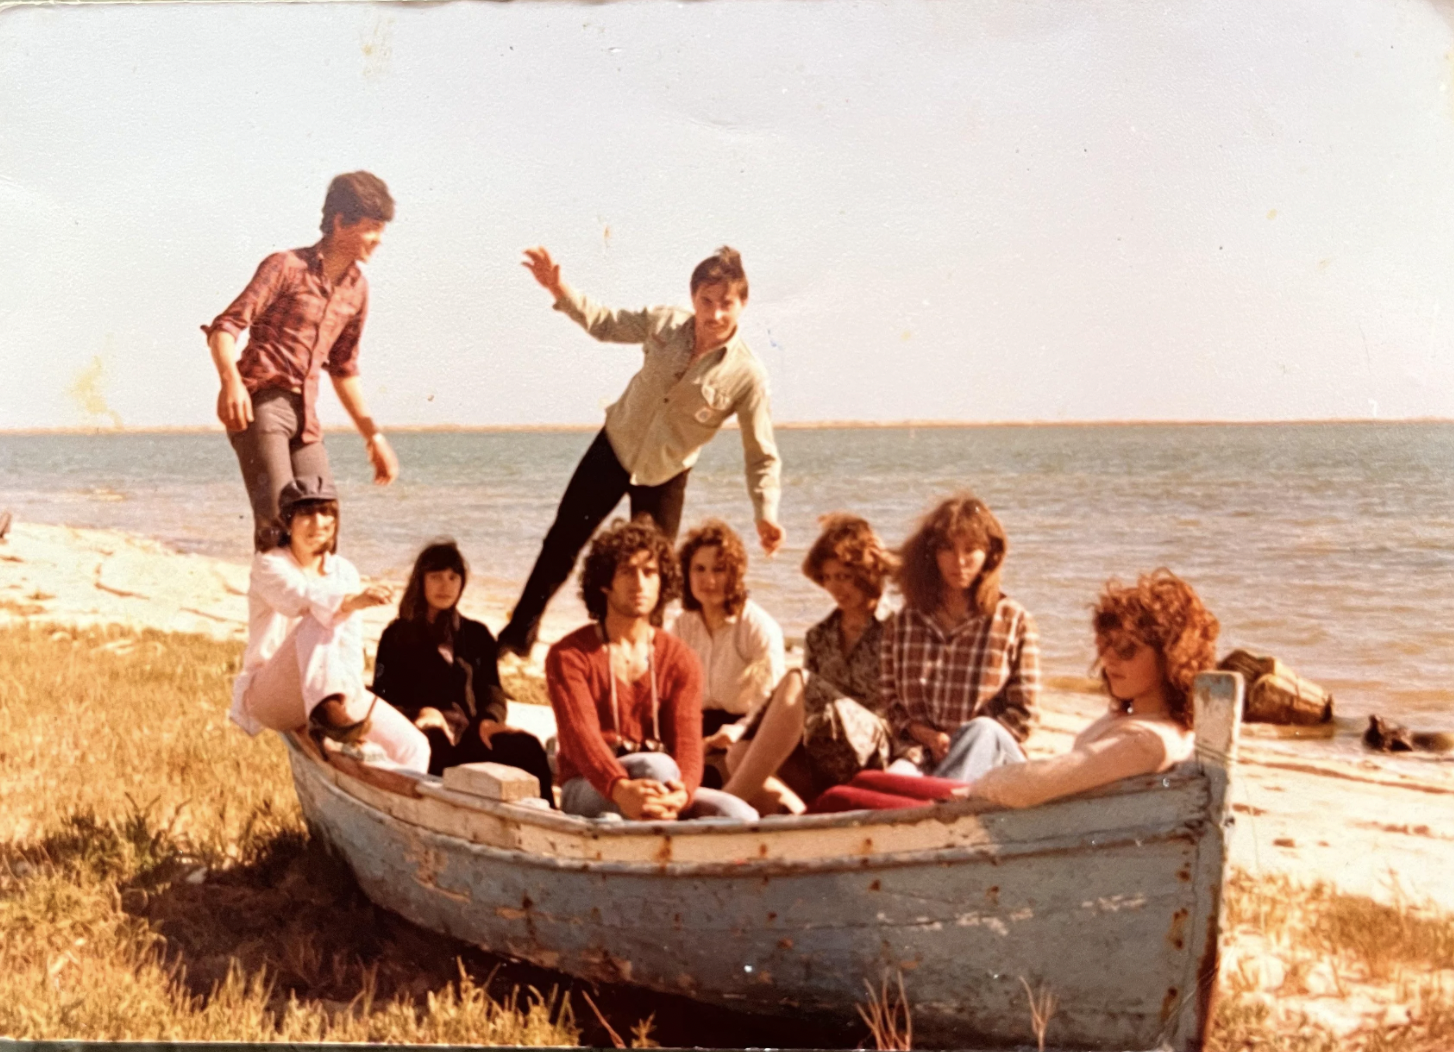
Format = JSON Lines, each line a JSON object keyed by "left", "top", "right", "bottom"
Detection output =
{"left": 242, "top": 616, "right": 429, "bottom": 773}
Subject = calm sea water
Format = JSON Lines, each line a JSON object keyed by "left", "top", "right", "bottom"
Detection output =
{"left": 3, "top": 424, "right": 1452, "bottom": 738}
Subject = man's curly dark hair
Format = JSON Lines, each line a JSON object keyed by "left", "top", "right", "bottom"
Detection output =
{"left": 579, "top": 516, "right": 682, "bottom": 625}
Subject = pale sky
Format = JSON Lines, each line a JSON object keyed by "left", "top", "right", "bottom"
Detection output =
{"left": 3, "top": 0, "right": 1454, "bottom": 430}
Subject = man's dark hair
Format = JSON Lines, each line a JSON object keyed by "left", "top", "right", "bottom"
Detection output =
{"left": 579, "top": 516, "right": 682, "bottom": 626}
{"left": 689, "top": 246, "right": 749, "bottom": 300}
{"left": 321, "top": 171, "right": 395, "bottom": 235}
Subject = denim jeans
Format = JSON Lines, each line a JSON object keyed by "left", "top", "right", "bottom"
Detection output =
{"left": 499, "top": 429, "right": 689, "bottom": 651}
{"left": 560, "top": 752, "right": 758, "bottom": 822}
{"left": 930, "top": 716, "right": 1027, "bottom": 782}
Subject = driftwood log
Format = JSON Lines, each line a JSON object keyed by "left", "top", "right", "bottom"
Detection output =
{"left": 1218, "top": 649, "right": 1332, "bottom": 725}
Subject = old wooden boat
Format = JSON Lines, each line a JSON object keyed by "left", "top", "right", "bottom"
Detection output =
{"left": 285, "top": 672, "right": 1244, "bottom": 1050}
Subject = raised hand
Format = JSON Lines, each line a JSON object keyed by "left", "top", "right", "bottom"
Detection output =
{"left": 521, "top": 246, "right": 564, "bottom": 299}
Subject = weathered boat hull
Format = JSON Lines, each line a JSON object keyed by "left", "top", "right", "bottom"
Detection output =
{"left": 288, "top": 673, "right": 1242, "bottom": 1050}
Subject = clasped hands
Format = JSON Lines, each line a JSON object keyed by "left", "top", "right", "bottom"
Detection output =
{"left": 908, "top": 720, "right": 953, "bottom": 763}
{"left": 610, "top": 776, "right": 690, "bottom": 821}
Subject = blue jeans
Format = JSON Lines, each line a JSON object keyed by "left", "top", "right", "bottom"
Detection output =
{"left": 560, "top": 752, "right": 759, "bottom": 822}
{"left": 930, "top": 717, "right": 1027, "bottom": 782}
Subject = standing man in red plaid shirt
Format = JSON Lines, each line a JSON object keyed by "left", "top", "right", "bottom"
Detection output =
{"left": 203, "top": 172, "right": 401, "bottom": 551}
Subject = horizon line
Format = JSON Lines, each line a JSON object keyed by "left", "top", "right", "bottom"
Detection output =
{"left": 1, "top": 415, "right": 1451, "bottom": 437}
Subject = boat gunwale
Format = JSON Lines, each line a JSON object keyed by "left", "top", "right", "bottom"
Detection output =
{"left": 300, "top": 751, "right": 1207, "bottom": 877}
{"left": 285, "top": 731, "right": 1210, "bottom": 840}
{"left": 290, "top": 741, "right": 1211, "bottom": 878}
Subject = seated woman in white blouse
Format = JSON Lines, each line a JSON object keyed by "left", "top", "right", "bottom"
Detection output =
{"left": 668, "top": 519, "right": 786, "bottom": 785}
{"left": 228, "top": 477, "right": 430, "bottom": 772}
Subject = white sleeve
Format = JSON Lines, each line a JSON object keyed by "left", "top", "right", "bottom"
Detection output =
{"left": 249, "top": 550, "right": 351, "bottom": 626}
{"left": 735, "top": 602, "right": 787, "bottom": 714}
{"left": 553, "top": 284, "right": 658, "bottom": 345}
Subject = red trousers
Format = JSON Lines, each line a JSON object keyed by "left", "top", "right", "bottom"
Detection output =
{"left": 806, "top": 770, "right": 966, "bottom": 813}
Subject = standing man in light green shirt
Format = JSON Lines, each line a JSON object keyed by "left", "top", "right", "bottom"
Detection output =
{"left": 497, "top": 245, "right": 785, "bottom": 658}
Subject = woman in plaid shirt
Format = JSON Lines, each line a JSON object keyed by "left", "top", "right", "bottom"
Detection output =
{"left": 882, "top": 493, "right": 1041, "bottom": 781}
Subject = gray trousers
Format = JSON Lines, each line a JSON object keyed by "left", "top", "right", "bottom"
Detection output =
{"left": 561, "top": 753, "right": 760, "bottom": 822}
{"left": 228, "top": 389, "right": 334, "bottom": 551}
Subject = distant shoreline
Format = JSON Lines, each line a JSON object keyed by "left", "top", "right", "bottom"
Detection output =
{"left": 3, "top": 416, "right": 1452, "bottom": 437}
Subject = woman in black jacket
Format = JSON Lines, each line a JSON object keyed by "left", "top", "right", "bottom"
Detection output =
{"left": 372, "top": 540, "right": 553, "bottom": 799}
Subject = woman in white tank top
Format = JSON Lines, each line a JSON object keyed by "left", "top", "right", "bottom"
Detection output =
{"left": 960, "top": 568, "right": 1219, "bottom": 809}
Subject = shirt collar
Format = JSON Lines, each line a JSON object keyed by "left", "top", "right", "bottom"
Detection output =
{"left": 284, "top": 546, "right": 335, "bottom": 575}
{"left": 302, "top": 241, "right": 361, "bottom": 287}
{"left": 685, "top": 317, "right": 747, "bottom": 365}
{"left": 827, "top": 606, "right": 885, "bottom": 651}
{"left": 908, "top": 603, "right": 992, "bottom": 641}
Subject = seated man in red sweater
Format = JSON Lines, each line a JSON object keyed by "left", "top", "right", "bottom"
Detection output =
{"left": 545, "top": 518, "right": 759, "bottom": 822}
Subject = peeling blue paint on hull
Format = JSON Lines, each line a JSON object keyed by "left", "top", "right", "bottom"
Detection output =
{"left": 287, "top": 672, "right": 1244, "bottom": 1051}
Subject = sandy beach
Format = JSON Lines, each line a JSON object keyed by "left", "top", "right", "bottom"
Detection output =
{"left": 3, "top": 516, "right": 1452, "bottom": 1041}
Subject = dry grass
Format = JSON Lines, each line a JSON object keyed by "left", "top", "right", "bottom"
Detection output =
{"left": 0, "top": 621, "right": 855, "bottom": 1048}
{"left": 1210, "top": 870, "right": 1454, "bottom": 1052}
{"left": 19, "top": 620, "right": 1451, "bottom": 1049}
{"left": 0, "top": 621, "right": 578, "bottom": 1043}
{"left": 857, "top": 971, "right": 912, "bottom": 1051}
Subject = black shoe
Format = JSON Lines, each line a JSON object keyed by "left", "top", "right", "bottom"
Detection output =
{"left": 496, "top": 621, "right": 537, "bottom": 659}
{"left": 0, "top": 511, "right": 11, "bottom": 542}
{"left": 309, "top": 695, "right": 375, "bottom": 745}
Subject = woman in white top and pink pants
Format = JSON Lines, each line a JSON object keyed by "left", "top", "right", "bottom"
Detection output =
{"left": 229, "top": 476, "right": 429, "bottom": 772}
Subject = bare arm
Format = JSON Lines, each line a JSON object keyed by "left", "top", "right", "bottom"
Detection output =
{"left": 965, "top": 725, "right": 1170, "bottom": 810}
{"left": 208, "top": 330, "right": 253, "bottom": 432}
{"left": 329, "top": 374, "right": 399, "bottom": 485}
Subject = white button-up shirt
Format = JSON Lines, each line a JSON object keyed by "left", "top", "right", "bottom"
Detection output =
{"left": 668, "top": 599, "right": 787, "bottom": 717}
{"left": 554, "top": 283, "right": 782, "bottom": 523}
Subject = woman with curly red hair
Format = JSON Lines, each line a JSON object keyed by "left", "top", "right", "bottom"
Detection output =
{"left": 815, "top": 569, "right": 1219, "bottom": 813}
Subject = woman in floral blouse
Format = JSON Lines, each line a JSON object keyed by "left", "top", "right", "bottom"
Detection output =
{"left": 722, "top": 514, "right": 898, "bottom": 813}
